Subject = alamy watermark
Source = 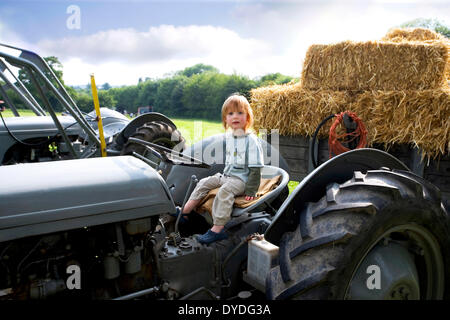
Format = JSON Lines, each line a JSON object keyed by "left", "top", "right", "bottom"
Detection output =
{"left": 169, "top": 123, "right": 280, "bottom": 168}
{"left": 66, "top": 5, "right": 81, "bottom": 30}
{"left": 366, "top": 264, "right": 381, "bottom": 290}
{"left": 66, "top": 264, "right": 81, "bottom": 290}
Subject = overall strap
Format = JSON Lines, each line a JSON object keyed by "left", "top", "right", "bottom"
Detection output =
{"left": 245, "top": 135, "right": 249, "bottom": 167}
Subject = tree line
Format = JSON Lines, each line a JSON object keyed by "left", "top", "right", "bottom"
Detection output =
{"left": 74, "top": 64, "right": 295, "bottom": 120}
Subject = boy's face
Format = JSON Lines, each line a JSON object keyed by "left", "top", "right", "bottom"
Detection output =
{"left": 226, "top": 109, "right": 247, "bottom": 132}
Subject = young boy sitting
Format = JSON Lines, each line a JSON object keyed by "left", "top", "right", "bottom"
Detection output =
{"left": 174, "top": 94, "right": 264, "bottom": 244}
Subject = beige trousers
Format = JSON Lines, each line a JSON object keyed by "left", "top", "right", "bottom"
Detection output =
{"left": 189, "top": 173, "right": 246, "bottom": 226}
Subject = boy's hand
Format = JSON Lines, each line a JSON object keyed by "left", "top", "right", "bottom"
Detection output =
{"left": 245, "top": 195, "right": 256, "bottom": 201}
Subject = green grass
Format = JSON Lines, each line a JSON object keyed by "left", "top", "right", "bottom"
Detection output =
{"left": 2, "top": 109, "right": 64, "bottom": 117}
{"left": 172, "top": 118, "right": 224, "bottom": 146}
{"left": 288, "top": 181, "right": 300, "bottom": 194}
{"left": 1, "top": 109, "right": 48, "bottom": 117}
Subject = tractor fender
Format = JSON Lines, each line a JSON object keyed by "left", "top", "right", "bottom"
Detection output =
{"left": 79, "top": 108, "right": 131, "bottom": 142}
{"left": 115, "top": 112, "right": 178, "bottom": 147}
{"left": 264, "top": 148, "right": 409, "bottom": 245}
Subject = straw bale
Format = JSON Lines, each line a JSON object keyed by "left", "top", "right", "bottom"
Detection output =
{"left": 250, "top": 84, "right": 450, "bottom": 159}
{"left": 382, "top": 27, "right": 447, "bottom": 42}
{"left": 301, "top": 41, "right": 448, "bottom": 91}
{"left": 353, "top": 88, "right": 450, "bottom": 159}
{"left": 382, "top": 28, "right": 450, "bottom": 80}
{"left": 250, "top": 83, "right": 350, "bottom": 137}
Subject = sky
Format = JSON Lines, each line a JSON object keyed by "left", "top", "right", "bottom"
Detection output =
{"left": 0, "top": 0, "right": 448, "bottom": 86}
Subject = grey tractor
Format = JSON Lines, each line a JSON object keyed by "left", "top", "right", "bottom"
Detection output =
{"left": 0, "top": 44, "right": 449, "bottom": 300}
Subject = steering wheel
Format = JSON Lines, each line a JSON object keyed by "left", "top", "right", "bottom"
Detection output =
{"left": 127, "top": 137, "right": 211, "bottom": 169}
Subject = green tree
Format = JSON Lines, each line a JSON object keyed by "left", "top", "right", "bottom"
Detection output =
{"left": 98, "top": 90, "right": 116, "bottom": 109}
{"left": 99, "top": 63, "right": 294, "bottom": 118}
{"left": 110, "top": 85, "right": 139, "bottom": 114}
{"left": 13, "top": 56, "right": 69, "bottom": 112}
{"left": 72, "top": 91, "right": 92, "bottom": 113}
{"left": 177, "top": 63, "right": 219, "bottom": 77}
{"left": 154, "top": 76, "right": 188, "bottom": 116}
{"left": 44, "top": 56, "right": 65, "bottom": 83}
{"left": 399, "top": 18, "right": 450, "bottom": 38}
{"left": 101, "top": 82, "right": 112, "bottom": 90}
{"left": 181, "top": 72, "right": 257, "bottom": 120}
{"left": 181, "top": 72, "right": 221, "bottom": 118}
{"left": 137, "top": 80, "right": 159, "bottom": 108}
{"left": 258, "top": 73, "right": 294, "bottom": 86}
{"left": 72, "top": 89, "right": 116, "bottom": 113}
{"left": 18, "top": 56, "right": 65, "bottom": 85}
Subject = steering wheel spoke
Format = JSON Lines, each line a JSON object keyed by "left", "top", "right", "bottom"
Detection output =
{"left": 128, "top": 137, "right": 210, "bottom": 168}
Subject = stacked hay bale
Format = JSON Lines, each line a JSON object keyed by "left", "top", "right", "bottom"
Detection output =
{"left": 251, "top": 28, "right": 449, "bottom": 160}
{"left": 382, "top": 27, "right": 448, "bottom": 42}
{"left": 381, "top": 27, "right": 450, "bottom": 80}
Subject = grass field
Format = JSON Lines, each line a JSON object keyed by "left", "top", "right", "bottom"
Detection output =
{"left": 2, "top": 110, "right": 300, "bottom": 193}
{"left": 171, "top": 118, "right": 225, "bottom": 146}
{"left": 1, "top": 109, "right": 50, "bottom": 117}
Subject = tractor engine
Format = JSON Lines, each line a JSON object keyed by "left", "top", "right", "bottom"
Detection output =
{"left": 0, "top": 212, "right": 271, "bottom": 300}
{"left": 0, "top": 217, "right": 157, "bottom": 300}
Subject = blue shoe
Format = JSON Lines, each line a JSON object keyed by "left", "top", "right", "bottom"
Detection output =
{"left": 170, "top": 207, "right": 189, "bottom": 224}
{"left": 196, "top": 229, "right": 228, "bottom": 244}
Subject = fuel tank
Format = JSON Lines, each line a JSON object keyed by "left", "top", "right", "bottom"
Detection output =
{"left": 0, "top": 156, "right": 175, "bottom": 242}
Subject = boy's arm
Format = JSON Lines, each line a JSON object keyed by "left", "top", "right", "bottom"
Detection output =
{"left": 245, "top": 167, "right": 261, "bottom": 197}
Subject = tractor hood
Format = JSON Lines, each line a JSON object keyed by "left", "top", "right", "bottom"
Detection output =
{"left": 0, "top": 116, "right": 80, "bottom": 135}
{"left": 0, "top": 156, "right": 175, "bottom": 242}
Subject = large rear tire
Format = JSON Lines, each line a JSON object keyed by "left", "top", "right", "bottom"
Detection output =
{"left": 266, "top": 168, "right": 450, "bottom": 300}
{"left": 120, "top": 121, "right": 185, "bottom": 167}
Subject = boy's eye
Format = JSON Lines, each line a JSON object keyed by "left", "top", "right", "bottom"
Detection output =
{"left": 238, "top": 111, "right": 243, "bottom": 115}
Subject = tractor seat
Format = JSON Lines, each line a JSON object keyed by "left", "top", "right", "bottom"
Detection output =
{"left": 195, "top": 165, "right": 289, "bottom": 224}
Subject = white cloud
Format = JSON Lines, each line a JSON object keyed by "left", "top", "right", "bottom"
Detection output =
{"left": 37, "top": 25, "right": 269, "bottom": 63}
{"left": 62, "top": 57, "right": 204, "bottom": 86}
{"left": 230, "top": 1, "right": 450, "bottom": 76}
{"left": 36, "top": 24, "right": 275, "bottom": 85}
{"left": 61, "top": 49, "right": 295, "bottom": 87}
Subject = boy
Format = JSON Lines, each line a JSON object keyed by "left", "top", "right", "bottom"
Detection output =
{"left": 175, "top": 94, "right": 264, "bottom": 244}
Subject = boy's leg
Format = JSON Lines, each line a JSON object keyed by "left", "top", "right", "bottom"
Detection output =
{"left": 183, "top": 173, "right": 222, "bottom": 214}
{"left": 211, "top": 176, "right": 246, "bottom": 226}
{"left": 182, "top": 199, "right": 201, "bottom": 214}
{"left": 197, "top": 176, "right": 245, "bottom": 244}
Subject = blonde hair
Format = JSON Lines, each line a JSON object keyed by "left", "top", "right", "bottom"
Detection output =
{"left": 221, "top": 94, "right": 254, "bottom": 131}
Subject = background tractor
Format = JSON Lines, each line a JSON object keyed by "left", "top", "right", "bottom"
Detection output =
{"left": 0, "top": 43, "right": 185, "bottom": 170}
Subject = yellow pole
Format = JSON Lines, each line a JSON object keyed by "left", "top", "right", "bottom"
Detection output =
{"left": 90, "top": 74, "right": 107, "bottom": 157}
